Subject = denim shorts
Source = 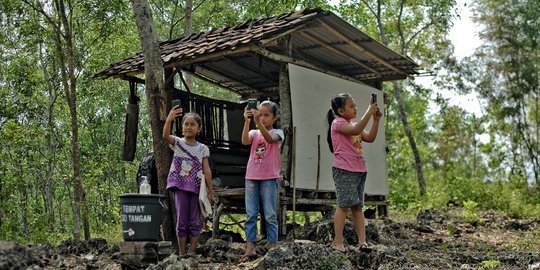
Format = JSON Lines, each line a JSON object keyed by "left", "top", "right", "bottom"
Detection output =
{"left": 332, "top": 167, "right": 367, "bottom": 208}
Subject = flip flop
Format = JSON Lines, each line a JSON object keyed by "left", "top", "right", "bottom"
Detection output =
{"left": 240, "top": 253, "right": 258, "bottom": 262}
{"left": 331, "top": 244, "right": 346, "bottom": 253}
{"left": 358, "top": 243, "right": 373, "bottom": 252}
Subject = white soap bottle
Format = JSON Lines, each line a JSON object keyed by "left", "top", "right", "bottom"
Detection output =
{"left": 139, "top": 176, "right": 151, "bottom": 194}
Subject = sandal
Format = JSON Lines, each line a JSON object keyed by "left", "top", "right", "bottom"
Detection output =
{"left": 358, "top": 243, "right": 373, "bottom": 252}
{"left": 330, "top": 243, "right": 346, "bottom": 253}
{"left": 240, "top": 253, "right": 258, "bottom": 262}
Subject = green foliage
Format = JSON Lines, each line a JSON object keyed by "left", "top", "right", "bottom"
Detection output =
{"left": 480, "top": 259, "right": 501, "bottom": 269}
{"left": 446, "top": 224, "right": 459, "bottom": 235}
{"left": 514, "top": 229, "right": 540, "bottom": 252}
{"left": 317, "top": 253, "right": 348, "bottom": 270}
{"left": 452, "top": 0, "right": 540, "bottom": 185}
{"left": 462, "top": 200, "right": 481, "bottom": 225}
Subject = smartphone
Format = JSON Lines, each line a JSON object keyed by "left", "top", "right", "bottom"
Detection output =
{"left": 172, "top": 99, "right": 182, "bottom": 109}
{"left": 371, "top": 93, "right": 377, "bottom": 104}
{"left": 247, "top": 99, "right": 258, "bottom": 110}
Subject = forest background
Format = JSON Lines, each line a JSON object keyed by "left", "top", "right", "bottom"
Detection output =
{"left": 0, "top": 0, "right": 538, "bottom": 243}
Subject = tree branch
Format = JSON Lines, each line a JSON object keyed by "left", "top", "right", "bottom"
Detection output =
{"left": 361, "top": 0, "right": 377, "bottom": 18}
{"left": 397, "top": 0, "right": 405, "bottom": 53}
{"left": 405, "top": 21, "right": 434, "bottom": 49}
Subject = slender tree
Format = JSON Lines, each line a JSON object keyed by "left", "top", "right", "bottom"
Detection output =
{"left": 130, "top": 0, "right": 176, "bottom": 241}
{"left": 21, "top": 0, "right": 90, "bottom": 240}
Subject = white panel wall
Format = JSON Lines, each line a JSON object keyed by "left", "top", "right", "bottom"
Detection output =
{"left": 288, "top": 64, "right": 388, "bottom": 195}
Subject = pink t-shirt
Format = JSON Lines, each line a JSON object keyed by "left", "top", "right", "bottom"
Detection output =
{"left": 245, "top": 129, "right": 284, "bottom": 180}
{"left": 331, "top": 117, "right": 367, "bottom": 172}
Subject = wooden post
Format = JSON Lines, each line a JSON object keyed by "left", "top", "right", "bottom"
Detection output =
{"left": 212, "top": 202, "right": 224, "bottom": 238}
{"left": 277, "top": 35, "right": 293, "bottom": 237}
{"left": 278, "top": 35, "right": 293, "bottom": 182}
{"left": 375, "top": 78, "right": 389, "bottom": 218}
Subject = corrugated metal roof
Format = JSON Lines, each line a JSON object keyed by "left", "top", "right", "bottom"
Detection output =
{"left": 95, "top": 7, "right": 417, "bottom": 96}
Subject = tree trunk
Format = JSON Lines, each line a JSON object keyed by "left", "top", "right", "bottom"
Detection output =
{"left": 182, "top": 0, "right": 193, "bottom": 90}
{"left": 392, "top": 82, "right": 426, "bottom": 195}
{"left": 39, "top": 43, "right": 57, "bottom": 231}
{"left": 54, "top": 0, "right": 90, "bottom": 240}
{"left": 130, "top": 0, "right": 175, "bottom": 241}
{"left": 368, "top": 0, "right": 427, "bottom": 195}
{"left": 162, "top": 67, "right": 176, "bottom": 241}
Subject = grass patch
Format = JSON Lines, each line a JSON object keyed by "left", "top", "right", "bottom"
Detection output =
{"left": 317, "top": 253, "right": 348, "bottom": 270}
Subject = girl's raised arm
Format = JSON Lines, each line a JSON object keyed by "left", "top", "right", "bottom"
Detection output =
{"left": 163, "top": 106, "right": 183, "bottom": 145}
{"left": 339, "top": 103, "right": 378, "bottom": 136}
{"left": 362, "top": 109, "right": 382, "bottom": 142}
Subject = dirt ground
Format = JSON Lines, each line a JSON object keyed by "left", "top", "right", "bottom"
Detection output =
{"left": 1, "top": 208, "right": 539, "bottom": 270}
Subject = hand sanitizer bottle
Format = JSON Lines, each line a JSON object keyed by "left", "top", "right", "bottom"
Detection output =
{"left": 139, "top": 176, "right": 151, "bottom": 194}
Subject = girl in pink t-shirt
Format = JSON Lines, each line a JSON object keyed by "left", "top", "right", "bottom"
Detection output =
{"left": 326, "top": 93, "right": 381, "bottom": 252}
{"left": 241, "top": 100, "right": 283, "bottom": 261}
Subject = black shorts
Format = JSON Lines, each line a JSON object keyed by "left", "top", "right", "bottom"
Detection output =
{"left": 332, "top": 167, "right": 367, "bottom": 208}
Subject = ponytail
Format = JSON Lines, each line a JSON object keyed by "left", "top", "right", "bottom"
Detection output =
{"left": 326, "top": 109, "right": 336, "bottom": 153}
{"left": 326, "top": 93, "right": 351, "bottom": 154}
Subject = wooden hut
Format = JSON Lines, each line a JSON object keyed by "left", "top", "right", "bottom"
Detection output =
{"left": 96, "top": 7, "right": 417, "bottom": 237}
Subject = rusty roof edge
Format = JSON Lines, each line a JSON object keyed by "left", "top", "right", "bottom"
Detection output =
{"left": 94, "top": 8, "right": 418, "bottom": 81}
{"left": 320, "top": 11, "right": 418, "bottom": 72}
{"left": 94, "top": 8, "right": 327, "bottom": 80}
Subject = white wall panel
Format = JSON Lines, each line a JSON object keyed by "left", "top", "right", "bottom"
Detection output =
{"left": 288, "top": 64, "right": 388, "bottom": 195}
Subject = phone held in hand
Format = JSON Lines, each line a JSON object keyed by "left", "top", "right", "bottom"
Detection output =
{"left": 172, "top": 99, "right": 182, "bottom": 109}
{"left": 247, "top": 99, "right": 258, "bottom": 110}
{"left": 371, "top": 93, "right": 377, "bottom": 104}
{"left": 247, "top": 99, "right": 257, "bottom": 119}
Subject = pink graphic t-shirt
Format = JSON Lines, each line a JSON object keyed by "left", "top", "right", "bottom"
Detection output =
{"left": 331, "top": 117, "right": 367, "bottom": 172}
{"left": 245, "top": 129, "right": 284, "bottom": 180}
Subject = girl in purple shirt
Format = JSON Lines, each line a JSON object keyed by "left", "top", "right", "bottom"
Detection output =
{"left": 326, "top": 93, "right": 381, "bottom": 252}
{"left": 163, "top": 106, "right": 214, "bottom": 256}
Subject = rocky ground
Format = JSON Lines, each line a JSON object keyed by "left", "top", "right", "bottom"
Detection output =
{"left": 1, "top": 208, "right": 539, "bottom": 270}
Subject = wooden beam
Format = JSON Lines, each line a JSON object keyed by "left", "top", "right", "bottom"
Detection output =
{"left": 299, "top": 32, "right": 382, "bottom": 76}
{"left": 251, "top": 45, "right": 367, "bottom": 86}
{"left": 222, "top": 56, "right": 276, "bottom": 84}
{"left": 195, "top": 64, "right": 259, "bottom": 92}
{"left": 318, "top": 20, "right": 407, "bottom": 76}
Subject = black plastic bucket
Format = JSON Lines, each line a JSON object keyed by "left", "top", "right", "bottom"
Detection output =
{"left": 120, "top": 194, "right": 166, "bottom": 241}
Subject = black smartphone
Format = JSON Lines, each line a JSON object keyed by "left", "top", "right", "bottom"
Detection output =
{"left": 371, "top": 93, "right": 377, "bottom": 104}
{"left": 172, "top": 99, "right": 182, "bottom": 109}
{"left": 247, "top": 99, "right": 258, "bottom": 110}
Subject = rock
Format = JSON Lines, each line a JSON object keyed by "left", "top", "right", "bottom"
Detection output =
{"left": 416, "top": 225, "right": 434, "bottom": 233}
{"left": 254, "top": 242, "right": 353, "bottom": 270}
{"left": 292, "top": 217, "right": 380, "bottom": 245}
{"left": 0, "top": 241, "right": 16, "bottom": 251}
{"left": 529, "top": 261, "right": 540, "bottom": 269}
{"left": 505, "top": 220, "right": 530, "bottom": 231}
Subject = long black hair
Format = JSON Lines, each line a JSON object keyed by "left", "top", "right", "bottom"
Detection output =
{"left": 326, "top": 93, "right": 351, "bottom": 153}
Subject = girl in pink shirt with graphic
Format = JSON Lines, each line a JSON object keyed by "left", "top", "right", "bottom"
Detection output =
{"left": 326, "top": 93, "right": 381, "bottom": 252}
{"left": 241, "top": 100, "right": 283, "bottom": 261}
